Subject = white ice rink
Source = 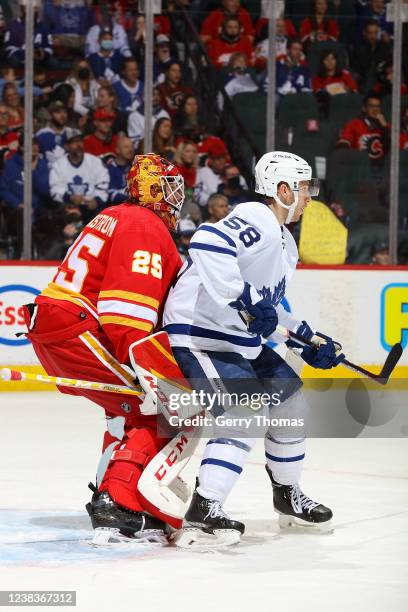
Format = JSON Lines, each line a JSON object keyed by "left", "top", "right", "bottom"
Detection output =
{"left": 1, "top": 392, "right": 407, "bottom": 612}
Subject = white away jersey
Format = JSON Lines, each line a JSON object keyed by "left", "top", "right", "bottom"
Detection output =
{"left": 163, "top": 201, "right": 301, "bottom": 359}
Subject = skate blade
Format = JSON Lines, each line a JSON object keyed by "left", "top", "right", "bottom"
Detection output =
{"left": 173, "top": 528, "right": 241, "bottom": 549}
{"left": 278, "top": 514, "right": 334, "bottom": 534}
{"left": 91, "top": 527, "right": 168, "bottom": 547}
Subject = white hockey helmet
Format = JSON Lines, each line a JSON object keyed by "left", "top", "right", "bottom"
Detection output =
{"left": 254, "top": 151, "right": 319, "bottom": 223}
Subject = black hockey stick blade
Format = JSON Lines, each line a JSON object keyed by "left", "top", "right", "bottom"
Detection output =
{"left": 378, "top": 343, "right": 403, "bottom": 382}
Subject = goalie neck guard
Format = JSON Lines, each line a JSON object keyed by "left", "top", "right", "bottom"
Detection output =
{"left": 254, "top": 151, "right": 319, "bottom": 224}
{"left": 127, "top": 154, "right": 185, "bottom": 231}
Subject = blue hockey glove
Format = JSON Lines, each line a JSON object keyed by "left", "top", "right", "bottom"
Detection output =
{"left": 229, "top": 282, "right": 278, "bottom": 337}
{"left": 286, "top": 320, "right": 314, "bottom": 348}
{"left": 301, "top": 332, "right": 345, "bottom": 369}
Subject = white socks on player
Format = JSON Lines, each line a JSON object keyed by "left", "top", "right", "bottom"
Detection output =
{"left": 264, "top": 434, "right": 305, "bottom": 485}
{"left": 197, "top": 437, "right": 256, "bottom": 503}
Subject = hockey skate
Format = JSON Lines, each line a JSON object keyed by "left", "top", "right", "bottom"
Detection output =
{"left": 86, "top": 483, "right": 169, "bottom": 546}
{"left": 173, "top": 484, "right": 245, "bottom": 549}
{"left": 266, "top": 466, "right": 333, "bottom": 533}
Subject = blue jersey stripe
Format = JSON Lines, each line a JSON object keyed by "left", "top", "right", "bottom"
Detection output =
{"left": 201, "top": 458, "right": 243, "bottom": 474}
{"left": 208, "top": 438, "right": 251, "bottom": 452}
{"left": 189, "top": 242, "right": 236, "bottom": 257}
{"left": 163, "top": 323, "right": 262, "bottom": 347}
{"left": 265, "top": 452, "right": 305, "bottom": 463}
{"left": 198, "top": 225, "right": 237, "bottom": 248}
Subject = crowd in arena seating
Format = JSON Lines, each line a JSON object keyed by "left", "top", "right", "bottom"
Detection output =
{"left": 0, "top": 0, "right": 407, "bottom": 264}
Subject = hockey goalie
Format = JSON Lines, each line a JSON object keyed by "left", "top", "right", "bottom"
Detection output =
{"left": 21, "top": 154, "right": 195, "bottom": 544}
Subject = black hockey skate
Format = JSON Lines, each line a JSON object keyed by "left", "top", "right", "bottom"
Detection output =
{"left": 266, "top": 466, "right": 333, "bottom": 533}
{"left": 174, "top": 483, "right": 245, "bottom": 549}
{"left": 86, "top": 483, "right": 169, "bottom": 546}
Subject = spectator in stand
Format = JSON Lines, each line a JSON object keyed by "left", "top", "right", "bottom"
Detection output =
{"left": 43, "top": 206, "right": 83, "bottom": 261}
{"left": 86, "top": 4, "right": 131, "bottom": 57}
{"left": 356, "top": 0, "right": 393, "bottom": 43}
{"left": 254, "top": 18, "right": 297, "bottom": 71}
{"left": 352, "top": 19, "right": 392, "bottom": 91}
{"left": 219, "top": 52, "right": 258, "bottom": 108}
{"left": 217, "top": 164, "right": 249, "bottom": 207}
{"left": 206, "top": 193, "right": 229, "bottom": 223}
{"left": 127, "top": 86, "right": 169, "bottom": 149}
{"left": 127, "top": 12, "right": 172, "bottom": 61}
{"left": 195, "top": 141, "right": 229, "bottom": 209}
{"left": 83, "top": 109, "right": 118, "bottom": 162}
{"left": 4, "top": 0, "right": 54, "bottom": 68}
{"left": 0, "top": 104, "right": 19, "bottom": 168}
{"left": 66, "top": 59, "right": 100, "bottom": 119}
{"left": 313, "top": 50, "right": 358, "bottom": 95}
{"left": 88, "top": 28, "right": 126, "bottom": 83}
{"left": 176, "top": 217, "right": 196, "bottom": 260}
{"left": 0, "top": 138, "right": 50, "bottom": 257}
{"left": 36, "top": 100, "right": 69, "bottom": 168}
{"left": 153, "top": 35, "right": 176, "bottom": 84}
{"left": 113, "top": 57, "right": 144, "bottom": 112}
{"left": 50, "top": 128, "right": 109, "bottom": 224}
{"left": 201, "top": 0, "right": 254, "bottom": 44}
{"left": 151, "top": 117, "right": 176, "bottom": 160}
{"left": 208, "top": 16, "right": 255, "bottom": 69}
{"left": 158, "top": 61, "right": 192, "bottom": 117}
{"left": 197, "top": 134, "right": 231, "bottom": 166}
{"left": 337, "top": 93, "right": 390, "bottom": 161}
{"left": 95, "top": 84, "right": 127, "bottom": 134}
{"left": 43, "top": 0, "right": 93, "bottom": 55}
{"left": 47, "top": 83, "right": 84, "bottom": 130}
{"left": 106, "top": 135, "right": 135, "bottom": 204}
{"left": 174, "top": 140, "right": 198, "bottom": 193}
{"left": 400, "top": 106, "right": 408, "bottom": 150}
{"left": 300, "top": 0, "right": 339, "bottom": 45}
{"left": 2, "top": 83, "right": 24, "bottom": 131}
{"left": 174, "top": 95, "right": 206, "bottom": 142}
{"left": 373, "top": 61, "right": 408, "bottom": 97}
{"left": 269, "top": 39, "right": 312, "bottom": 96}
{"left": 371, "top": 241, "right": 391, "bottom": 265}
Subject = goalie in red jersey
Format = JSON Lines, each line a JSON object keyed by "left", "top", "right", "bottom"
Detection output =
{"left": 23, "top": 154, "right": 185, "bottom": 544}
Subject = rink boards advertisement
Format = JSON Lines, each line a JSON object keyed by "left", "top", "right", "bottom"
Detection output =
{"left": 0, "top": 263, "right": 407, "bottom": 371}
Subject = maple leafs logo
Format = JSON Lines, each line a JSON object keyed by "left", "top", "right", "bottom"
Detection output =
{"left": 257, "top": 278, "right": 286, "bottom": 306}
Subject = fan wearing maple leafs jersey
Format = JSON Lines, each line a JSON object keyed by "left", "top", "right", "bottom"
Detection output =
{"left": 23, "top": 154, "right": 185, "bottom": 536}
{"left": 164, "top": 152, "right": 342, "bottom": 548}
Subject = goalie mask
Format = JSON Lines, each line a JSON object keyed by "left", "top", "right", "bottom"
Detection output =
{"left": 254, "top": 151, "right": 320, "bottom": 224}
{"left": 127, "top": 154, "right": 185, "bottom": 231}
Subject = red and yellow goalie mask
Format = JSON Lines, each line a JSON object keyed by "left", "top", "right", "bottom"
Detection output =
{"left": 126, "top": 154, "right": 185, "bottom": 231}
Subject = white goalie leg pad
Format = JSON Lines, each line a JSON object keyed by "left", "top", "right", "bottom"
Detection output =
{"left": 137, "top": 430, "right": 200, "bottom": 525}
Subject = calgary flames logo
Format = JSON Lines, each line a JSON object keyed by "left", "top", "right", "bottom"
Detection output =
{"left": 128, "top": 154, "right": 164, "bottom": 204}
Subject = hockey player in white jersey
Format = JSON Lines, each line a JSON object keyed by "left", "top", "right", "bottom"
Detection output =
{"left": 163, "top": 151, "right": 345, "bottom": 547}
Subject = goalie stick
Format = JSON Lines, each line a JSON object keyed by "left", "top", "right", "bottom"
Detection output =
{"left": 0, "top": 368, "right": 144, "bottom": 396}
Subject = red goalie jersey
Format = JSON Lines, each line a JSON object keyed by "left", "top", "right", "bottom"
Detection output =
{"left": 37, "top": 204, "right": 182, "bottom": 364}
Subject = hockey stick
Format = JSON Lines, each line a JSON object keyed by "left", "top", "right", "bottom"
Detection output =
{"left": 0, "top": 368, "right": 144, "bottom": 396}
{"left": 276, "top": 324, "right": 403, "bottom": 385}
{"left": 238, "top": 311, "right": 403, "bottom": 385}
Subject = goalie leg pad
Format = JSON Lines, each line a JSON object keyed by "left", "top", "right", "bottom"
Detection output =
{"left": 99, "top": 427, "right": 170, "bottom": 513}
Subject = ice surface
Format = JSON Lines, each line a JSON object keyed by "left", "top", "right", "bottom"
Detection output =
{"left": 0, "top": 392, "right": 407, "bottom": 612}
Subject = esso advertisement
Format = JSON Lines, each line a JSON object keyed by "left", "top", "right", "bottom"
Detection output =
{"left": 0, "top": 285, "right": 39, "bottom": 346}
{"left": 0, "top": 264, "right": 406, "bottom": 366}
{"left": 0, "top": 265, "right": 54, "bottom": 364}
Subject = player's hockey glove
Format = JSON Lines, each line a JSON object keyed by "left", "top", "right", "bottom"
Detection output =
{"left": 229, "top": 282, "right": 278, "bottom": 337}
{"left": 286, "top": 320, "right": 314, "bottom": 347}
{"left": 301, "top": 331, "right": 345, "bottom": 369}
